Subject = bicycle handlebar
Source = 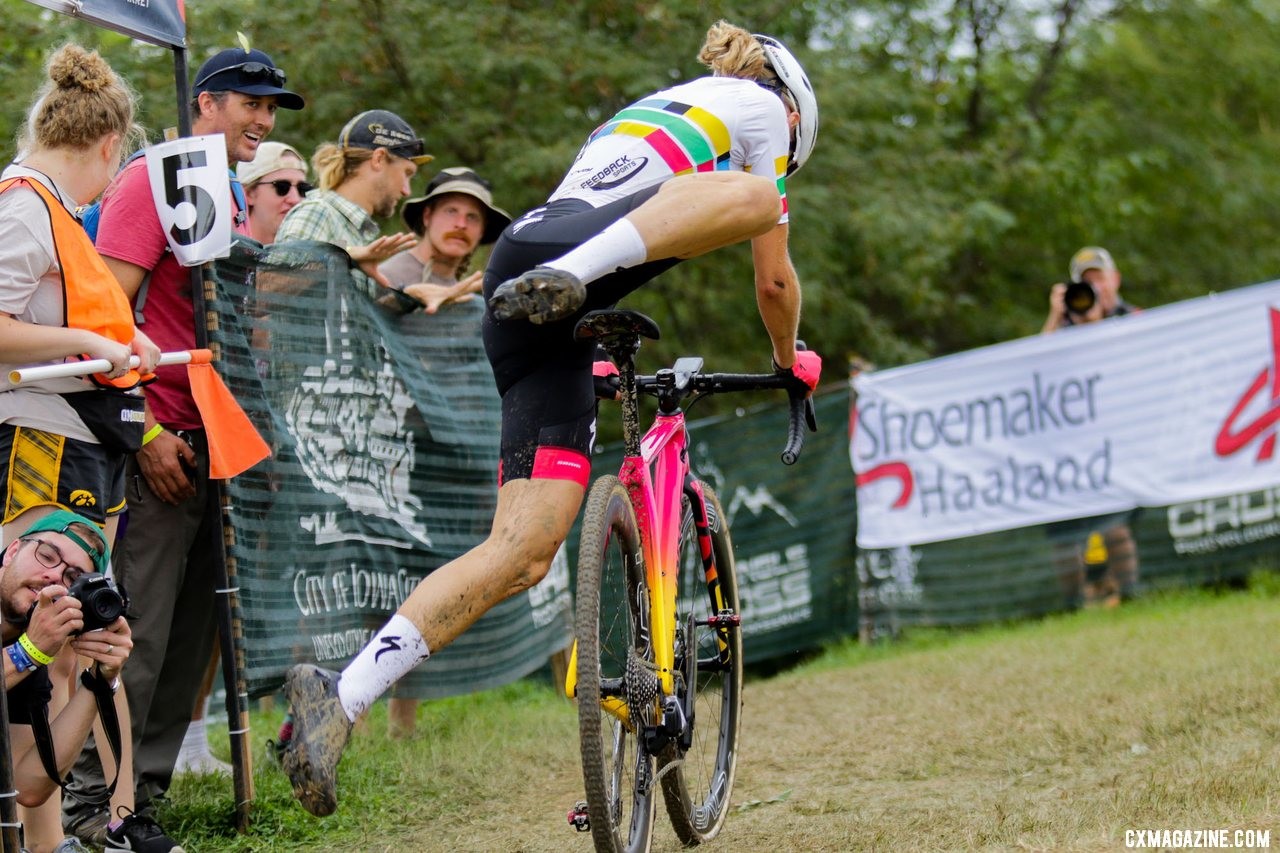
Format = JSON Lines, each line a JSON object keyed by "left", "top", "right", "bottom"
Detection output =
{"left": 630, "top": 370, "right": 818, "bottom": 465}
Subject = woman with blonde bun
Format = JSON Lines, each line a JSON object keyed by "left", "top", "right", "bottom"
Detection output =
{"left": 0, "top": 43, "right": 183, "bottom": 853}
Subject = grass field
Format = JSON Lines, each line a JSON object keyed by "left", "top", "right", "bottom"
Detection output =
{"left": 165, "top": 577, "right": 1280, "bottom": 851}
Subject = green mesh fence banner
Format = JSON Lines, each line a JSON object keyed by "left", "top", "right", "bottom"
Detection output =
{"left": 579, "top": 388, "right": 859, "bottom": 665}
{"left": 207, "top": 238, "right": 571, "bottom": 699}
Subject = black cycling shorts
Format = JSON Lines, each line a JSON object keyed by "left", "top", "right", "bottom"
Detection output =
{"left": 482, "top": 185, "right": 678, "bottom": 482}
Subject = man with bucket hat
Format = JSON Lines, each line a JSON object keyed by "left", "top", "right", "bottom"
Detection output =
{"left": 380, "top": 166, "right": 512, "bottom": 314}
{"left": 377, "top": 167, "right": 512, "bottom": 739}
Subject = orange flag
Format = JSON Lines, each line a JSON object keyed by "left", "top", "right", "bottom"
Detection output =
{"left": 186, "top": 352, "right": 270, "bottom": 479}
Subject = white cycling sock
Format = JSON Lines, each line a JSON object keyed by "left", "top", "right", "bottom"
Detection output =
{"left": 337, "top": 614, "right": 429, "bottom": 721}
{"left": 545, "top": 218, "right": 647, "bottom": 285}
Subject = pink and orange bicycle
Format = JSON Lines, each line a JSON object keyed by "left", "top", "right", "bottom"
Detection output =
{"left": 565, "top": 309, "right": 816, "bottom": 853}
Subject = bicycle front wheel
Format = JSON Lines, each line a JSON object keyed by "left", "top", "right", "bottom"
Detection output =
{"left": 575, "top": 475, "right": 657, "bottom": 853}
{"left": 661, "top": 484, "right": 743, "bottom": 844}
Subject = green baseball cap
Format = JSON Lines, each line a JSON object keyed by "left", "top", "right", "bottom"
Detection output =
{"left": 21, "top": 509, "right": 111, "bottom": 575}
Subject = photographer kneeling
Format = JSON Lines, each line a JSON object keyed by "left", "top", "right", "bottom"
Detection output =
{"left": 1040, "top": 247, "right": 1141, "bottom": 607}
{"left": 1, "top": 511, "right": 130, "bottom": 825}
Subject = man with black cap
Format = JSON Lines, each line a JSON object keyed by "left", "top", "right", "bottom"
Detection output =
{"left": 2, "top": 511, "right": 134, "bottom": 850}
{"left": 380, "top": 166, "right": 512, "bottom": 314}
{"left": 274, "top": 109, "right": 432, "bottom": 301}
{"left": 62, "top": 46, "right": 304, "bottom": 848}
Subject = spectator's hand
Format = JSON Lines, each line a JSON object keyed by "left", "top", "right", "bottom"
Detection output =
{"left": 130, "top": 327, "right": 161, "bottom": 376}
{"left": 775, "top": 349, "right": 822, "bottom": 396}
{"left": 25, "top": 584, "right": 81, "bottom": 658}
{"left": 1043, "top": 282, "right": 1067, "bottom": 332}
{"left": 350, "top": 233, "right": 417, "bottom": 290}
{"left": 136, "top": 428, "right": 197, "bottom": 504}
{"left": 80, "top": 331, "right": 133, "bottom": 381}
{"left": 403, "top": 282, "right": 467, "bottom": 314}
{"left": 71, "top": 617, "right": 132, "bottom": 680}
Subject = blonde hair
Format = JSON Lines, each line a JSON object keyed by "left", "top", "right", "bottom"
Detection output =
{"left": 21, "top": 43, "right": 140, "bottom": 153}
{"left": 697, "top": 20, "right": 774, "bottom": 84}
{"left": 311, "top": 143, "right": 377, "bottom": 191}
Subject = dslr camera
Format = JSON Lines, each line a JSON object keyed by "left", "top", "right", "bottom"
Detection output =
{"left": 1063, "top": 280, "right": 1097, "bottom": 315}
{"left": 67, "top": 574, "right": 127, "bottom": 634}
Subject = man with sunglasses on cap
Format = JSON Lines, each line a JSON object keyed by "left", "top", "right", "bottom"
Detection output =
{"left": 2, "top": 511, "right": 134, "bottom": 852}
{"left": 237, "top": 141, "right": 312, "bottom": 245}
{"left": 274, "top": 109, "right": 431, "bottom": 302}
{"left": 62, "top": 47, "right": 304, "bottom": 848}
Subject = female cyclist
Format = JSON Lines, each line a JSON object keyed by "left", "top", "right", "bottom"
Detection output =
{"left": 283, "top": 20, "right": 821, "bottom": 817}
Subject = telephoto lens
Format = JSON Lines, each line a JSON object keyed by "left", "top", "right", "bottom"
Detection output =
{"left": 1064, "top": 281, "right": 1097, "bottom": 314}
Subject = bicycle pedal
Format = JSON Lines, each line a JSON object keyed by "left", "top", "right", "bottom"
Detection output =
{"left": 567, "top": 800, "right": 591, "bottom": 832}
{"left": 698, "top": 609, "right": 741, "bottom": 628}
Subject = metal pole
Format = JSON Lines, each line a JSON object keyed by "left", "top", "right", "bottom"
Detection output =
{"left": 179, "top": 40, "right": 253, "bottom": 827}
{"left": 0, "top": 673, "right": 22, "bottom": 853}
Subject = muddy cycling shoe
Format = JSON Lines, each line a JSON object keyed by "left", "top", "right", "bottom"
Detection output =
{"left": 488, "top": 266, "right": 586, "bottom": 324}
{"left": 282, "top": 664, "right": 352, "bottom": 817}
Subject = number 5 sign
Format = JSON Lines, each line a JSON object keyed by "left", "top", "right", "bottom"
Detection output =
{"left": 145, "top": 134, "right": 234, "bottom": 266}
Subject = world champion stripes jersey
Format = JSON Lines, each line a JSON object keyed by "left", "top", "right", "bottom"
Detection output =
{"left": 549, "top": 76, "right": 792, "bottom": 223}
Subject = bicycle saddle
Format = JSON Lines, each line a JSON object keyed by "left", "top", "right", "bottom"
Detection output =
{"left": 572, "top": 309, "right": 661, "bottom": 343}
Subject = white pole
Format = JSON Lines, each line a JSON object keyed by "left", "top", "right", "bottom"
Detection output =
{"left": 7, "top": 349, "right": 211, "bottom": 385}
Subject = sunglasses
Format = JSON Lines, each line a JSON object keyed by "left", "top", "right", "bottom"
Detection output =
{"left": 195, "top": 61, "right": 287, "bottom": 90}
{"left": 20, "top": 537, "right": 91, "bottom": 588}
{"left": 264, "top": 179, "right": 314, "bottom": 197}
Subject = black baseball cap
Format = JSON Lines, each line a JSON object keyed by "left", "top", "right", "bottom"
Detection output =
{"left": 192, "top": 48, "right": 304, "bottom": 111}
{"left": 337, "top": 110, "right": 433, "bottom": 165}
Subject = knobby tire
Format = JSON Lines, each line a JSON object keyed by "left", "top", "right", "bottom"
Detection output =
{"left": 661, "top": 484, "right": 743, "bottom": 844}
{"left": 575, "top": 475, "right": 657, "bottom": 853}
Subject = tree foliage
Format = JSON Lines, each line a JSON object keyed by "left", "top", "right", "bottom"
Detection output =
{"left": 3, "top": 0, "right": 1279, "bottom": 377}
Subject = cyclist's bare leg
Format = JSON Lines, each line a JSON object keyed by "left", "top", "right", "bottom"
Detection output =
{"left": 396, "top": 476, "right": 584, "bottom": 649}
{"left": 283, "top": 476, "right": 584, "bottom": 816}
{"left": 490, "top": 172, "right": 781, "bottom": 323}
{"left": 627, "top": 171, "right": 781, "bottom": 260}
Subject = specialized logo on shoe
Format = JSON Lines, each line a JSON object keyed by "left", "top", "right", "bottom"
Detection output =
{"left": 374, "top": 635, "right": 402, "bottom": 662}
{"left": 69, "top": 489, "right": 97, "bottom": 507}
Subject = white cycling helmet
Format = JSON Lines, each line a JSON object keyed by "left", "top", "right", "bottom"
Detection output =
{"left": 754, "top": 34, "right": 818, "bottom": 175}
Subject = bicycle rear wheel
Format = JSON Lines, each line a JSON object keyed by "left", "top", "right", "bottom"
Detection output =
{"left": 661, "top": 484, "right": 743, "bottom": 844}
{"left": 575, "top": 475, "right": 657, "bottom": 853}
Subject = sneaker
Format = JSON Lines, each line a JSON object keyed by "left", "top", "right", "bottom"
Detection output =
{"left": 488, "top": 267, "right": 585, "bottom": 324}
{"left": 64, "top": 805, "right": 111, "bottom": 847}
{"left": 281, "top": 664, "right": 353, "bottom": 817}
{"left": 52, "top": 839, "right": 93, "bottom": 853}
{"left": 104, "top": 812, "right": 184, "bottom": 853}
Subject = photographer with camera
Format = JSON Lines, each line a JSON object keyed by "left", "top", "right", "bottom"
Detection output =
{"left": 1, "top": 511, "right": 131, "bottom": 850}
{"left": 1040, "top": 246, "right": 1141, "bottom": 608}
{"left": 1041, "top": 246, "right": 1138, "bottom": 332}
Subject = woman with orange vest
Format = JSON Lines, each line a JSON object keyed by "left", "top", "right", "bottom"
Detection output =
{"left": 0, "top": 43, "right": 174, "bottom": 853}
{"left": 0, "top": 43, "right": 159, "bottom": 543}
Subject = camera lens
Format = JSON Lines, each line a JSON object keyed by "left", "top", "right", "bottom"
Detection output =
{"left": 1064, "top": 281, "right": 1096, "bottom": 314}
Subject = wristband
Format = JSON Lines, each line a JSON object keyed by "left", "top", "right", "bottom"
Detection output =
{"left": 6, "top": 641, "right": 38, "bottom": 673}
{"left": 141, "top": 424, "right": 165, "bottom": 446}
{"left": 18, "top": 632, "right": 54, "bottom": 666}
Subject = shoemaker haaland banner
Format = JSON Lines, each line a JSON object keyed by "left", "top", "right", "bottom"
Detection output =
{"left": 853, "top": 279, "right": 1280, "bottom": 549}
